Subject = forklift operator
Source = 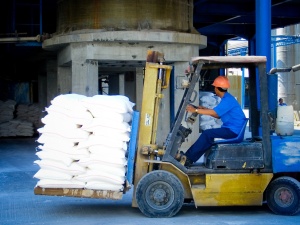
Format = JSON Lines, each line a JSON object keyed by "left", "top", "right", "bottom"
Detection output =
{"left": 181, "top": 76, "right": 246, "bottom": 167}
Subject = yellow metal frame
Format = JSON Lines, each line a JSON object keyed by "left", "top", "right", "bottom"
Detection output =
{"left": 143, "top": 162, "right": 273, "bottom": 207}
{"left": 191, "top": 173, "right": 273, "bottom": 206}
{"left": 132, "top": 51, "right": 172, "bottom": 207}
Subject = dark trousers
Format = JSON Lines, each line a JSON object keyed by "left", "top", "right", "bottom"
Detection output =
{"left": 185, "top": 127, "right": 237, "bottom": 162}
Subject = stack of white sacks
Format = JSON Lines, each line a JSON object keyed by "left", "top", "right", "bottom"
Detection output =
{"left": 16, "top": 103, "right": 42, "bottom": 130}
{"left": 199, "top": 92, "right": 222, "bottom": 131}
{"left": 0, "top": 119, "right": 34, "bottom": 137}
{"left": 34, "top": 94, "right": 134, "bottom": 192}
{"left": 0, "top": 99, "right": 35, "bottom": 137}
{"left": 0, "top": 100, "right": 16, "bottom": 123}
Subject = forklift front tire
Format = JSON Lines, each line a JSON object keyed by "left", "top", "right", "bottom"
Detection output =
{"left": 266, "top": 176, "right": 300, "bottom": 215}
{"left": 135, "top": 170, "right": 184, "bottom": 218}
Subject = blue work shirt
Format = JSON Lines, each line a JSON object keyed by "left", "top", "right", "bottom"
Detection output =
{"left": 213, "top": 92, "right": 246, "bottom": 134}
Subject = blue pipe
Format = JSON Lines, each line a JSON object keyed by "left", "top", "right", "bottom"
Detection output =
{"left": 126, "top": 111, "right": 140, "bottom": 185}
{"left": 255, "top": 0, "right": 271, "bottom": 71}
{"left": 241, "top": 68, "right": 245, "bottom": 109}
{"left": 256, "top": 0, "right": 278, "bottom": 114}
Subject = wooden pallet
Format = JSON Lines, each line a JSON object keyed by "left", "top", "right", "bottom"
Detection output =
{"left": 34, "top": 186, "right": 123, "bottom": 200}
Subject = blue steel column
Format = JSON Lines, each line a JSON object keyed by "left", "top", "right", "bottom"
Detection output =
{"left": 256, "top": 0, "right": 278, "bottom": 123}
{"left": 255, "top": 0, "right": 270, "bottom": 110}
{"left": 256, "top": 0, "right": 271, "bottom": 71}
{"left": 219, "top": 41, "right": 226, "bottom": 75}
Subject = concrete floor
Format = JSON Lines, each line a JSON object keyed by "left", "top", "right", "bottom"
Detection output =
{"left": 1, "top": 130, "right": 300, "bottom": 225}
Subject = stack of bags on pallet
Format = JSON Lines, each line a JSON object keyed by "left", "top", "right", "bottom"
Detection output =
{"left": 0, "top": 120, "right": 34, "bottom": 137}
{"left": 34, "top": 94, "right": 134, "bottom": 192}
{"left": 0, "top": 100, "right": 35, "bottom": 137}
{"left": 0, "top": 100, "right": 16, "bottom": 123}
{"left": 199, "top": 92, "right": 222, "bottom": 131}
{"left": 16, "top": 103, "right": 42, "bottom": 130}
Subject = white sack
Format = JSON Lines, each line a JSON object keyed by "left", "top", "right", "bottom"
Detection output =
{"left": 77, "top": 134, "right": 127, "bottom": 149}
{"left": 37, "top": 133, "right": 77, "bottom": 146}
{"left": 45, "top": 105, "right": 93, "bottom": 124}
{"left": 85, "top": 182, "right": 123, "bottom": 191}
{"left": 77, "top": 157, "right": 127, "bottom": 168}
{"left": 34, "top": 159, "right": 86, "bottom": 175}
{"left": 73, "top": 169, "right": 125, "bottom": 185}
{"left": 88, "top": 107, "right": 132, "bottom": 123}
{"left": 88, "top": 146, "right": 126, "bottom": 158}
{"left": 92, "top": 128, "right": 130, "bottom": 141}
{"left": 81, "top": 95, "right": 134, "bottom": 114}
{"left": 37, "top": 179, "right": 85, "bottom": 188}
{"left": 199, "top": 119, "right": 217, "bottom": 126}
{"left": 51, "top": 94, "right": 88, "bottom": 111}
{"left": 41, "top": 114, "right": 80, "bottom": 128}
{"left": 200, "top": 125, "right": 213, "bottom": 130}
{"left": 37, "top": 132, "right": 86, "bottom": 143}
{"left": 36, "top": 150, "right": 74, "bottom": 166}
{"left": 200, "top": 95, "right": 217, "bottom": 107}
{"left": 81, "top": 118, "right": 131, "bottom": 133}
{"left": 38, "top": 126, "right": 90, "bottom": 141}
{"left": 87, "top": 164, "right": 126, "bottom": 177}
{"left": 200, "top": 115, "right": 214, "bottom": 121}
{"left": 38, "top": 144, "right": 90, "bottom": 160}
{"left": 34, "top": 169, "right": 73, "bottom": 180}
{"left": 89, "top": 152, "right": 125, "bottom": 160}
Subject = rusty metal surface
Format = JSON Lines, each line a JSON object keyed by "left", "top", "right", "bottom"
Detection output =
{"left": 57, "top": 0, "right": 194, "bottom": 34}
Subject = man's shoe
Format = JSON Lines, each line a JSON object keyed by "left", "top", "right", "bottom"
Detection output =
{"left": 176, "top": 151, "right": 193, "bottom": 167}
{"left": 184, "top": 157, "right": 193, "bottom": 167}
{"left": 175, "top": 151, "right": 185, "bottom": 161}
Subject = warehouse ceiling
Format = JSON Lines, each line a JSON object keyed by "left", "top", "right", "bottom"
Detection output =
{"left": 193, "top": 0, "right": 300, "bottom": 46}
{"left": 0, "top": 0, "right": 300, "bottom": 81}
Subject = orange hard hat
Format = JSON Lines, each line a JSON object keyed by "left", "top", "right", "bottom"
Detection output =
{"left": 212, "top": 76, "right": 230, "bottom": 89}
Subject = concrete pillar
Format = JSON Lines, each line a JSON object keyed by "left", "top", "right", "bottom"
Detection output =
{"left": 72, "top": 60, "right": 98, "bottom": 96}
{"left": 119, "top": 74, "right": 125, "bottom": 95}
{"left": 285, "top": 26, "right": 296, "bottom": 107}
{"left": 57, "top": 66, "right": 71, "bottom": 95}
{"left": 276, "top": 27, "right": 295, "bottom": 106}
{"left": 124, "top": 72, "right": 136, "bottom": 104}
{"left": 38, "top": 62, "right": 47, "bottom": 109}
{"left": 135, "top": 68, "right": 144, "bottom": 112}
{"left": 173, "top": 62, "right": 199, "bottom": 151}
{"left": 108, "top": 74, "right": 119, "bottom": 95}
{"left": 294, "top": 24, "right": 300, "bottom": 111}
{"left": 46, "top": 60, "right": 58, "bottom": 106}
{"left": 38, "top": 66, "right": 47, "bottom": 126}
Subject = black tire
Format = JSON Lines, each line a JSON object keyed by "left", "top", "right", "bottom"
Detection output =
{"left": 266, "top": 176, "right": 300, "bottom": 215}
{"left": 135, "top": 170, "right": 184, "bottom": 218}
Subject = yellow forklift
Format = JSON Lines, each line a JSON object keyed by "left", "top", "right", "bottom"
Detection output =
{"left": 35, "top": 51, "right": 300, "bottom": 217}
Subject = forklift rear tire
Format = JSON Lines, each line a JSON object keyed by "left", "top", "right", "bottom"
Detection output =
{"left": 266, "top": 176, "right": 300, "bottom": 215}
{"left": 135, "top": 170, "right": 184, "bottom": 218}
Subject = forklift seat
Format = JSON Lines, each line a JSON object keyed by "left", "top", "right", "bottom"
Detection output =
{"left": 214, "top": 118, "right": 248, "bottom": 144}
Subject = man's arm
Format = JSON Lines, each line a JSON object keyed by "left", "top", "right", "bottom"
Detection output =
{"left": 186, "top": 104, "right": 219, "bottom": 119}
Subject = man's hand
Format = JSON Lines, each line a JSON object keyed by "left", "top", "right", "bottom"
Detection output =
{"left": 186, "top": 104, "right": 199, "bottom": 113}
{"left": 186, "top": 104, "right": 219, "bottom": 118}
